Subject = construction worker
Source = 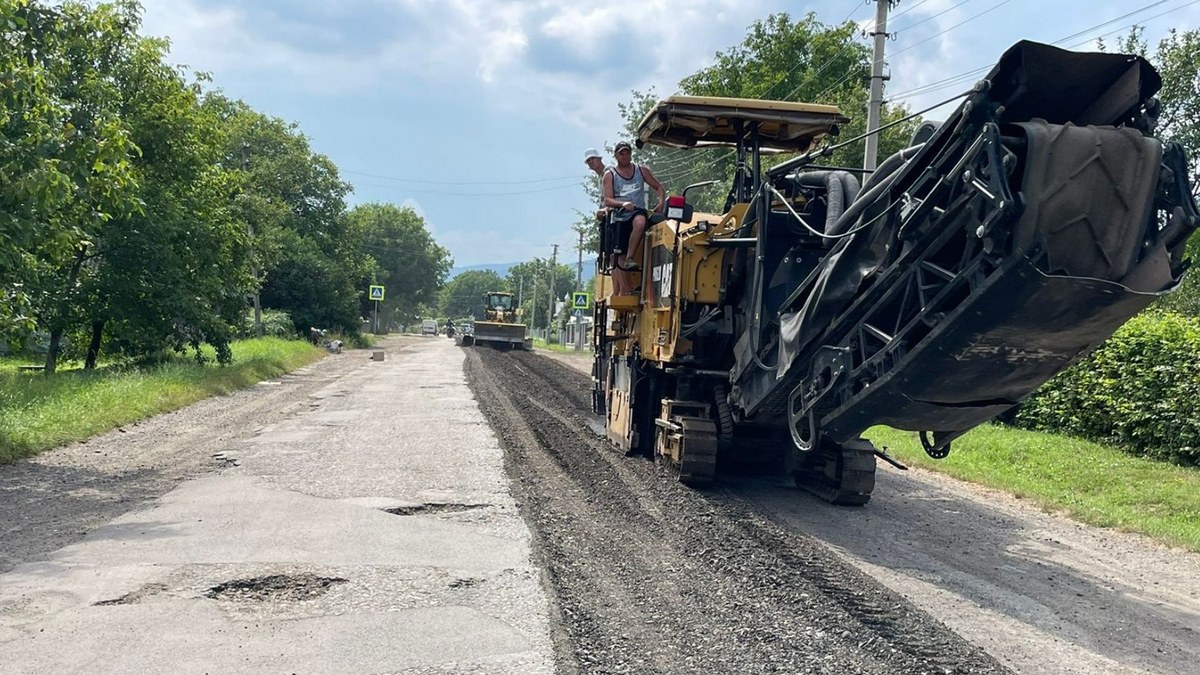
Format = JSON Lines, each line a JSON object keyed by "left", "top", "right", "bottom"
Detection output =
{"left": 603, "top": 142, "right": 665, "bottom": 287}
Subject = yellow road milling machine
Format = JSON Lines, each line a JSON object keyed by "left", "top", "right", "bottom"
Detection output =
{"left": 591, "top": 41, "right": 1198, "bottom": 504}
{"left": 464, "top": 291, "right": 532, "bottom": 350}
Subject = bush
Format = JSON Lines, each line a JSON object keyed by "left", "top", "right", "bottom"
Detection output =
{"left": 238, "top": 310, "right": 297, "bottom": 339}
{"left": 1016, "top": 311, "right": 1200, "bottom": 466}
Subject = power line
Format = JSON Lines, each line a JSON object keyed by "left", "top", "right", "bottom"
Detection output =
{"left": 784, "top": 0, "right": 977, "bottom": 103}
{"left": 756, "top": 1, "right": 875, "bottom": 102}
{"left": 1052, "top": 0, "right": 1178, "bottom": 45}
{"left": 1064, "top": 1, "right": 1200, "bottom": 48}
{"left": 894, "top": 0, "right": 978, "bottom": 33}
{"left": 889, "top": 0, "right": 935, "bottom": 21}
{"left": 342, "top": 168, "right": 581, "bottom": 186}
{"left": 351, "top": 180, "right": 583, "bottom": 197}
{"left": 889, "top": 0, "right": 1013, "bottom": 58}
{"left": 888, "top": 0, "right": 1200, "bottom": 104}
{"left": 810, "top": 0, "right": 1004, "bottom": 102}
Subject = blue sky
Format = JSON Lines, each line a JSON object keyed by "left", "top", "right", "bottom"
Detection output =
{"left": 139, "top": 0, "right": 1200, "bottom": 267}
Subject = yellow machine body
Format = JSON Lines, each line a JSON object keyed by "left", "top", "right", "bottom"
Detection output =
{"left": 470, "top": 291, "right": 531, "bottom": 350}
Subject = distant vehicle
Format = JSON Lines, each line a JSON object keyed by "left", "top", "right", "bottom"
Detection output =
{"left": 465, "top": 292, "right": 531, "bottom": 350}
{"left": 420, "top": 319, "right": 438, "bottom": 336}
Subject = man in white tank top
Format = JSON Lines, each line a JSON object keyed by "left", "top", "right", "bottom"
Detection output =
{"left": 602, "top": 141, "right": 665, "bottom": 294}
{"left": 584, "top": 147, "right": 607, "bottom": 219}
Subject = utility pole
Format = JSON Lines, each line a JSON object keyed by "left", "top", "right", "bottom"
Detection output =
{"left": 575, "top": 228, "right": 585, "bottom": 351}
{"left": 546, "top": 244, "right": 559, "bottom": 343}
{"left": 864, "top": 0, "right": 894, "bottom": 172}
{"left": 241, "top": 141, "right": 263, "bottom": 337}
{"left": 530, "top": 275, "right": 540, "bottom": 333}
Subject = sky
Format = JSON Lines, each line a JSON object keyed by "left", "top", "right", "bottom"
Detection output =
{"left": 138, "top": 0, "right": 1200, "bottom": 268}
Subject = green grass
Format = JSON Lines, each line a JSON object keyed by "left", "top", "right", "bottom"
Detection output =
{"left": 532, "top": 338, "right": 591, "bottom": 355}
{"left": 0, "top": 338, "right": 323, "bottom": 463}
{"left": 867, "top": 424, "right": 1200, "bottom": 552}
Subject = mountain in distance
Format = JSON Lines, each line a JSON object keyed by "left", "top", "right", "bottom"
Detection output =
{"left": 448, "top": 262, "right": 596, "bottom": 285}
{"left": 447, "top": 262, "right": 519, "bottom": 280}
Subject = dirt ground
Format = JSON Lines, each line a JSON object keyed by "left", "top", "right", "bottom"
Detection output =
{"left": 509, "top": 347, "right": 1200, "bottom": 674}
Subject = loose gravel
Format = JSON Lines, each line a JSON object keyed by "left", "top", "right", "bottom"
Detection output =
{"left": 465, "top": 347, "right": 1008, "bottom": 675}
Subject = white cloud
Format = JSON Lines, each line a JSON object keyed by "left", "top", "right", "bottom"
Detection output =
{"left": 140, "top": 0, "right": 772, "bottom": 134}
{"left": 400, "top": 198, "right": 426, "bottom": 218}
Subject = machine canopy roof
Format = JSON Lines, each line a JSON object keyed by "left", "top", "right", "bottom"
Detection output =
{"left": 635, "top": 96, "right": 850, "bottom": 152}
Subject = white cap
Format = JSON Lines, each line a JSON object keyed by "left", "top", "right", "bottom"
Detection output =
{"left": 583, "top": 147, "right": 602, "bottom": 162}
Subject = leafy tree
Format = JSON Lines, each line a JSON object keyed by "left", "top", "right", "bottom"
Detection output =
{"left": 1109, "top": 27, "right": 1200, "bottom": 316}
{"left": 207, "top": 95, "right": 369, "bottom": 335}
{"left": 348, "top": 202, "right": 451, "bottom": 328}
{"left": 506, "top": 259, "right": 575, "bottom": 331}
{"left": 615, "top": 13, "right": 919, "bottom": 215}
{"left": 2, "top": 1, "right": 142, "bottom": 368}
{"left": 439, "top": 269, "right": 505, "bottom": 320}
{"left": 1154, "top": 29, "right": 1200, "bottom": 171}
{"left": 78, "top": 21, "right": 249, "bottom": 368}
{"left": 0, "top": 1, "right": 74, "bottom": 337}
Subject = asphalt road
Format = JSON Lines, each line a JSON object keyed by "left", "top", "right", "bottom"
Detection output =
{"left": 0, "top": 336, "right": 554, "bottom": 674}
{"left": 535, "top": 348, "right": 1200, "bottom": 674}
{"left": 467, "top": 346, "right": 1006, "bottom": 674}
{"left": 2, "top": 337, "right": 1196, "bottom": 674}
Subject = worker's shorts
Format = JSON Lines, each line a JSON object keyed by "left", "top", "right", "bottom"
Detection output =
{"left": 608, "top": 207, "right": 648, "bottom": 254}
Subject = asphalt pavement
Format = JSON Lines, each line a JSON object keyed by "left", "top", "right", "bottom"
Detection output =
{"left": 0, "top": 336, "right": 556, "bottom": 674}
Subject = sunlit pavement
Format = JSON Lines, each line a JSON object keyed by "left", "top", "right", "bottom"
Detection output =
{"left": 0, "top": 336, "right": 554, "bottom": 674}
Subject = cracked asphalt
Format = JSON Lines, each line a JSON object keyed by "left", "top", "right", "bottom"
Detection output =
{"left": 3, "top": 337, "right": 1196, "bottom": 674}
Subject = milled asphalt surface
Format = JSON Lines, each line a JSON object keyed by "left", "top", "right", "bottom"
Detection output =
{"left": 538, "top": 349, "right": 1200, "bottom": 675}
{"left": 0, "top": 336, "right": 554, "bottom": 674}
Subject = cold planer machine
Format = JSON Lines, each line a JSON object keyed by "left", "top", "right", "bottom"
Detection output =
{"left": 591, "top": 40, "right": 1198, "bottom": 504}
{"left": 465, "top": 291, "right": 532, "bottom": 350}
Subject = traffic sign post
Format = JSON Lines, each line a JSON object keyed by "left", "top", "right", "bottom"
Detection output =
{"left": 571, "top": 293, "right": 590, "bottom": 351}
{"left": 369, "top": 285, "right": 385, "bottom": 334}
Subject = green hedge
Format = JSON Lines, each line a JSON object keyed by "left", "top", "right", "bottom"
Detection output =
{"left": 237, "top": 310, "right": 297, "bottom": 339}
{"left": 1015, "top": 311, "right": 1200, "bottom": 466}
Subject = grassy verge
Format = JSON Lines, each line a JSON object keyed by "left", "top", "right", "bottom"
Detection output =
{"left": 0, "top": 337, "right": 323, "bottom": 463}
{"left": 533, "top": 338, "right": 591, "bottom": 355}
{"left": 866, "top": 424, "right": 1200, "bottom": 552}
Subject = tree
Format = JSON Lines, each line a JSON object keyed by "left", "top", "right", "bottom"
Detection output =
{"left": 11, "top": 0, "right": 147, "bottom": 372}
{"left": 615, "top": 13, "right": 919, "bottom": 215}
{"left": 207, "top": 95, "right": 370, "bottom": 335}
{"left": 78, "top": 21, "right": 250, "bottom": 368}
{"left": 439, "top": 269, "right": 505, "bottom": 320}
{"left": 1118, "top": 27, "right": 1200, "bottom": 316}
{"left": 1079, "top": 26, "right": 1200, "bottom": 316}
{"left": 506, "top": 259, "right": 575, "bottom": 331}
{"left": 348, "top": 202, "right": 451, "bottom": 328}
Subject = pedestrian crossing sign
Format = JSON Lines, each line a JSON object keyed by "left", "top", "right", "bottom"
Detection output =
{"left": 572, "top": 292, "right": 590, "bottom": 309}
{"left": 369, "top": 285, "right": 385, "bottom": 301}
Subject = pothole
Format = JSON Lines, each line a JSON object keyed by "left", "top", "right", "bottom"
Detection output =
{"left": 448, "top": 577, "right": 483, "bottom": 589}
{"left": 204, "top": 574, "right": 347, "bottom": 602}
{"left": 211, "top": 452, "right": 240, "bottom": 467}
{"left": 382, "top": 502, "right": 488, "bottom": 516}
{"left": 94, "top": 583, "right": 168, "bottom": 606}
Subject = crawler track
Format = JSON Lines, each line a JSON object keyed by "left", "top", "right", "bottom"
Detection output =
{"left": 465, "top": 347, "right": 1007, "bottom": 674}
